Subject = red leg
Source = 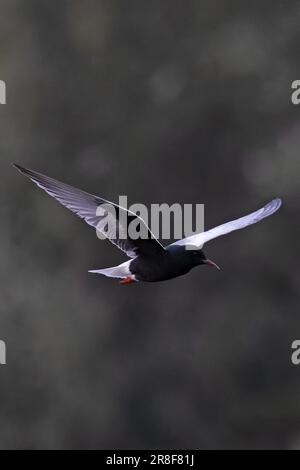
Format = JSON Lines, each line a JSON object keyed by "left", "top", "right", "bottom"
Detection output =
{"left": 120, "top": 276, "right": 135, "bottom": 285}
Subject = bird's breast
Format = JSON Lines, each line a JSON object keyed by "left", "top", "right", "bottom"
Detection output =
{"left": 130, "top": 253, "right": 192, "bottom": 282}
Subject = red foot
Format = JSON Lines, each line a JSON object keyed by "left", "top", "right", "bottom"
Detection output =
{"left": 120, "top": 276, "right": 135, "bottom": 285}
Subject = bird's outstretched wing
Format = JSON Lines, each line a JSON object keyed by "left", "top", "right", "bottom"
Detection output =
{"left": 13, "top": 164, "right": 165, "bottom": 258}
{"left": 170, "top": 198, "right": 282, "bottom": 249}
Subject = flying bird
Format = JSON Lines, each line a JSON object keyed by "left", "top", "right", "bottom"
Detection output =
{"left": 13, "top": 164, "right": 282, "bottom": 284}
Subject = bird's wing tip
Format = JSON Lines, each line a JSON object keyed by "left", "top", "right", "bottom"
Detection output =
{"left": 259, "top": 198, "right": 282, "bottom": 220}
{"left": 12, "top": 163, "right": 26, "bottom": 174}
{"left": 271, "top": 197, "right": 283, "bottom": 211}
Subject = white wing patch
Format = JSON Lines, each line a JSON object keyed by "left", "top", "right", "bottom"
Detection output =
{"left": 172, "top": 198, "right": 282, "bottom": 249}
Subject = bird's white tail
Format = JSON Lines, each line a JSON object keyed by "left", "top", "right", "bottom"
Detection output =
{"left": 88, "top": 260, "right": 132, "bottom": 279}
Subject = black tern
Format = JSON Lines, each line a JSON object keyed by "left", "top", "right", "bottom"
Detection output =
{"left": 14, "top": 164, "right": 282, "bottom": 284}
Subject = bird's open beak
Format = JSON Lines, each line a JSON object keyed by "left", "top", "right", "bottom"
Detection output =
{"left": 204, "top": 259, "right": 221, "bottom": 270}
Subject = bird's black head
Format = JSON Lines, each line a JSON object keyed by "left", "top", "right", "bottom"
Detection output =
{"left": 187, "top": 248, "right": 221, "bottom": 270}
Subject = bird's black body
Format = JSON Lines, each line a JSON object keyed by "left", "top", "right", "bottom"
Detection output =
{"left": 130, "top": 245, "right": 208, "bottom": 282}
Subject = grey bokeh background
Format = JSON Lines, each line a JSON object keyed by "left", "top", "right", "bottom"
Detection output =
{"left": 0, "top": 0, "right": 300, "bottom": 450}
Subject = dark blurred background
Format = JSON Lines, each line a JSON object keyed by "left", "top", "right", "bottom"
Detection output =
{"left": 0, "top": 0, "right": 300, "bottom": 450}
